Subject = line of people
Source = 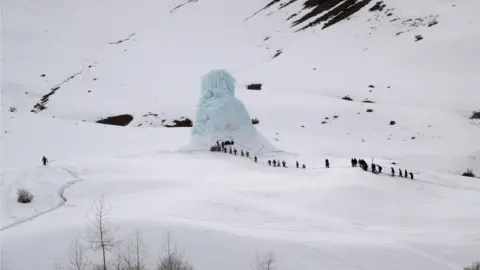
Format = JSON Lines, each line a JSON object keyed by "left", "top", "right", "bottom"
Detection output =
{"left": 351, "top": 158, "right": 414, "bottom": 179}
{"left": 267, "top": 160, "right": 308, "bottom": 169}
{"left": 210, "top": 140, "right": 258, "bottom": 163}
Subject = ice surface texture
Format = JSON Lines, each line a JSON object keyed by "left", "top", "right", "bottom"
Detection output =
{"left": 184, "top": 69, "right": 278, "bottom": 153}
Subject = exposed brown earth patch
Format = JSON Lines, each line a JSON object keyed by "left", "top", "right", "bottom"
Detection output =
{"left": 170, "top": 0, "right": 200, "bottom": 14}
{"left": 109, "top": 33, "right": 135, "bottom": 45}
{"left": 247, "top": 83, "right": 263, "bottom": 90}
{"left": 162, "top": 117, "right": 193, "bottom": 128}
{"left": 97, "top": 114, "right": 134, "bottom": 126}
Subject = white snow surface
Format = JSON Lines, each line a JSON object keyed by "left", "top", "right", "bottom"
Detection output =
{"left": 185, "top": 69, "right": 277, "bottom": 153}
{"left": 1, "top": 0, "right": 480, "bottom": 269}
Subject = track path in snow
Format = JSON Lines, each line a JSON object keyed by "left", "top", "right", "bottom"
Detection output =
{"left": 0, "top": 167, "right": 82, "bottom": 231}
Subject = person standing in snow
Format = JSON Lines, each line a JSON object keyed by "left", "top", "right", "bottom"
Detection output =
{"left": 404, "top": 169, "right": 408, "bottom": 178}
{"left": 42, "top": 156, "right": 48, "bottom": 166}
{"left": 302, "top": 164, "right": 306, "bottom": 169}
{"left": 371, "top": 163, "right": 377, "bottom": 173}
{"left": 409, "top": 172, "right": 414, "bottom": 179}
{"left": 254, "top": 156, "right": 258, "bottom": 163}
{"left": 296, "top": 161, "right": 299, "bottom": 169}
{"left": 246, "top": 151, "right": 250, "bottom": 158}
{"left": 273, "top": 160, "right": 277, "bottom": 167}
{"left": 268, "top": 160, "right": 271, "bottom": 166}
{"left": 353, "top": 158, "right": 358, "bottom": 167}
{"left": 234, "top": 149, "right": 237, "bottom": 155}
{"left": 277, "top": 160, "right": 281, "bottom": 167}
{"left": 325, "top": 159, "right": 330, "bottom": 168}
{"left": 399, "top": 168, "right": 403, "bottom": 177}
{"left": 223, "top": 147, "right": 227, "bottom": 153}
{"left": 241, "top": 150, "right": 244, "bottom": 157}
{"left": 229, "top": 148, "right": 232, "bottom": 154}
{"left": 282, "top": 160, "right": 286, "bottom": 168}
{"left": 378, "top": 165, "right": 382, "bottom": 174}
{"left": 391, "top": 167, "right": 395, "bottom": 176}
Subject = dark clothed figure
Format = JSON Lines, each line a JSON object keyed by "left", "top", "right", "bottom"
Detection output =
{"left": 325, "top": 159, "right": 330, "bottom": 168}
{"left": 282, "top": 161, "right": 286, "bottom": 168}
{"left": 378, "top": 165, "right": 382, "bottom": 173}
{"left": 410, "top": 172, "right": 414, "bottom": 179}
{"left": 42, "top": 156, "right": 48, "bottom": 166}
{"left": 353, "top": 158, "right": 358, "bottom": 167}
{"left": 404, "top": 169, "right": 408, "bottom": 178}
{"left": 246, "top": 152, "right": 250, "bottom": 158}
{"left": 241, "top": 150, "right": 244, "bottom": 157}
{"left": 391, "top": 167, "right": 395, "bottom": 176}
{"left": 302, "top": 164, "right": 306, "bottom": 169}
{"left": 399, "top": 169, "right": 403, "bottom": 177}
{"left": 268, "top": 160, "right": 272, "bottom": 166}
{"left": 234, "top": 149, "right": 237, "bottom": 155}
{"left": 296, "top": 161, "right": 299, "bottom": 168}
{"left": 223, "top": 148, "right": 227, "bottom": 153}
{"left": 273, "top": 160, "right": 277, "bottom": 166}
{"left": 254, "top": 156, "right": 258, "bottom": 163}
{"left": 229, "top": 148, "right": 233, "bottom": 154}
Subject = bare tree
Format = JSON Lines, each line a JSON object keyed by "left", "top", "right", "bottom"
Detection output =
{"left": 254, "top": 251, "right": 276, "bottom": 270}
{"left": 464, "top": 261, "right": 480, "bottom": 270}
{"left": 115, "top": 231, "right": 148, "bottom": 270}
{"left": 156, "top": 232, "right": 192, "bottom": 270}
{"left": 86, "top": 194, "right": 120, "bottom": 270}
{"left": 69, "top": 237, "right": 90, "bottom": 270}
{"left": 130, "top": 231, "right": 148, "bottom": 270}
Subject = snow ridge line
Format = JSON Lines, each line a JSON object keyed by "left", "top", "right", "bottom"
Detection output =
{"left": 1, "top": 168, "right": 82, "bottom": 231}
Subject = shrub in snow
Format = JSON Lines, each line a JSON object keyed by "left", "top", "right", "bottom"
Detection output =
{"left": 366, "top": 109, "right": 373, "bottom": 112}
{"left": 362, "top": 99, "right": 375, "bottom": 104}
{"left": 464, "top": 261, "right": 480, "bottom": 270}
{"left": 470, "top": 111, "right": 480, "bottom": 119}
{"left": 156, "top": 253, "right": 193, "bottom": 270}
{"left": 341, "top": 95, "right": 353, "bottom": 101}
{"left": 156, "top": 233, "right": 193, "bottom": 270}
{"left": 251, "top": 117, "right": 260, "bottom": 125}
{"left": 414, "top": 34, "right": 423, "bottom": 42}
{"left": 462, "top": 169, "right": 476, "bottom": 178}
{"left": 17, "top": 188, "right": 34, "bottom": 203}
{"left": 390, "top": 120, "right": 396, "bottom": 125}
{"left": 255, "top": 252, "right": 276, "bottom": 270}
{"left": 9, "top": 106, "right": 17, "bottom": 112}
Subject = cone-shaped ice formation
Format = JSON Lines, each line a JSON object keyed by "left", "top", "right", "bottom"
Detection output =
{"left": 183, "top": 69, "right": 278, "bottom": 153}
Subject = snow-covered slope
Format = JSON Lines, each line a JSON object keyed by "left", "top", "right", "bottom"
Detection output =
{"left": 1, "top": 0, "right": 480, "bottom": 269}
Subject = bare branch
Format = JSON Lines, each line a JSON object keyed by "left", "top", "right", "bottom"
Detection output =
{"left": 156, "top": 232, "right": 192, "bottom": 270}
{"left": 69, "top": 237, "right": 90, "bottom": 270}
{"left": 85, "top": 194, "right": 120, "bottom": 270}
{"left": 255, "top": 251, "right": 276, "bottom": 270}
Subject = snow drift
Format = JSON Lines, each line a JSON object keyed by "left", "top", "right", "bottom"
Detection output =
{"left": 183, "top": 69, "right": 277, "bottom": 153}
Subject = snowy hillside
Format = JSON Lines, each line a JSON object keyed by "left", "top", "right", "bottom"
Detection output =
{"left": 2, "top": 0, "right": 480, "bottom": 269}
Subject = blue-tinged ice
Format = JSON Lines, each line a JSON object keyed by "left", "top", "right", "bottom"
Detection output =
{"left": 183, "top": 69, "right": 278, "bottom": 153}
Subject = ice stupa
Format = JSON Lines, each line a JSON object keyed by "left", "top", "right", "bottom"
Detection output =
{"left": 183, "top": 69, "right": 277, "bottom": 153}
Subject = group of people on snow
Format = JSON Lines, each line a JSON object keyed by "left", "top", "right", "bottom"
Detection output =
{"left": 210, "top": 140, "right": 258, "bottom": 163}
{"left": 351, "top": 158, "right": 414, "bottom": 179}
{"left": 267, "top": 160, "right": 308, "bottom": 169}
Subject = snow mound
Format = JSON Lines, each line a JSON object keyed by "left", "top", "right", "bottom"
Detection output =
{"left": 183, "top": 69, "right": 278, "bottom": 153}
